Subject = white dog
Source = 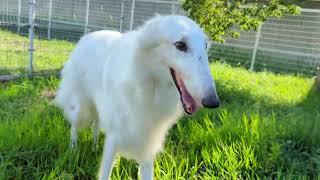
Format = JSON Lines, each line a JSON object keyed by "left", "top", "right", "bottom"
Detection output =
{"left": 54, "top": 15, "right": 219, "bottom": 180}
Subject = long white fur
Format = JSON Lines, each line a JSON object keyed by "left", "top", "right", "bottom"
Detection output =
{"left": 55, "top": 15, "right": 217, "bottom": 180}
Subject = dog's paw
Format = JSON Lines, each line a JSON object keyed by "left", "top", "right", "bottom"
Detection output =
{"left": 70, "top": 140, "right": 77, "bottom": 150}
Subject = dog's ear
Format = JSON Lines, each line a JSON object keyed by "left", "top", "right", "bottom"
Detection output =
{"left": 137, "top": 16, "right": 165, "bottom": 50}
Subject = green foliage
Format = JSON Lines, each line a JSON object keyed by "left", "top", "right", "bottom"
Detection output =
{"left": 182, "top": 0, "right": 300, "bottom": 42}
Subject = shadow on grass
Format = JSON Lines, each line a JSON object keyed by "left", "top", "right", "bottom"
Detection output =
{"left": 0, "top": 68, "right": 61, "bottom": 81}
{"left": 274, "top": 82, "right": 320, "bottom": 178}
{"left": 166, "top": 78, "right": 320, "bottom": 178}
{"left": 0, "top": 67, "right": 28, "bottom": 76}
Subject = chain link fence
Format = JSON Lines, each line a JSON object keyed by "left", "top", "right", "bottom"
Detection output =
{"left": 0, "top": 0, "right": 319, "bottom": 78}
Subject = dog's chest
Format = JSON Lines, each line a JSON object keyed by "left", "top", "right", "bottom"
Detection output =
{"left": 114, "top": 78, "right": 182, "bottom": 161}
{"left": 133, "top": 77, "right": 180, "bottom": 117}
{"left": 116, "top": 108, "right": 180, "bottom": 162}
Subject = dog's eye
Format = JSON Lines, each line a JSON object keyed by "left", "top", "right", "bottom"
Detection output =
{"left": 174, "top": 41, "right": 187, "bottom": 52}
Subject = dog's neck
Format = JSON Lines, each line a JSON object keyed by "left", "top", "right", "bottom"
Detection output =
{"left": 134, "top": 48, "right": 172, "bottom": 84}
{"left": 126, "top": 48, "right": 176, "bottom": 105}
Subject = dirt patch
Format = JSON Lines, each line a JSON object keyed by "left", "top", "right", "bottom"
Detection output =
{"left": 41, "top": 89, "right": 56, "bottom": 101}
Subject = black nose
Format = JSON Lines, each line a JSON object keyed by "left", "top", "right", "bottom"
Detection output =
{"left": 202, "top": 93, "right": 219, "bottom": 109}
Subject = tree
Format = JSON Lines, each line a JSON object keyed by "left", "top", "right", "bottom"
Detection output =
{"left": 182, "top": 0, "right": 300, "bottom": 43}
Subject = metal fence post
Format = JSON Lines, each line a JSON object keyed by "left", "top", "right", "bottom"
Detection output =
{"left": 119, "top": 0, "right": 125, "bottom": 33}
{"left": 28, "top": 0, "right": 35, "bottom": 75}
{"left": 316, "top": 66, "right": 320, "bottom": 90}
{"left": 48, "top": 0, "right": 53, "bottom": 39}
{"left": 84, "top": 0, "right": 90, "bottom": 34}
{"left": 1, "top": 1, "right": 4, "bottom": 22}
{"left": 129, "top": 0, "right": 135, "bottom": 30}
{"left": 17, "top": 0, "right": 21, "bottom": 33}
{"left": 6, "top": 0, "right": 8, "bottom": 17}
{"left": 171, "top": 0, "right": 176, "bottom": 14}
{"left": 249, "top": 23, "right": 263, "bottom": 71}
{"left": 4, "top": 0, "right": 9, "bottom": 22}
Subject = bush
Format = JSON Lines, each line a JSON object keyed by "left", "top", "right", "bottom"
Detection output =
{"left": 182, "top": 0, "right": 300, "bottom": 43}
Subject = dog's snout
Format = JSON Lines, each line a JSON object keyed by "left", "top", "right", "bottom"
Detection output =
{"left": 202, "top": 93, "right": 219, "bottom": 109}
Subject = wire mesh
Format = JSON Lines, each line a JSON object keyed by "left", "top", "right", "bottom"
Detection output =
{"left": 0, "top": 0, "right": 319, "bottom": 77}
{"left": 209, "top": 9, "right": 320, "bottom": 76}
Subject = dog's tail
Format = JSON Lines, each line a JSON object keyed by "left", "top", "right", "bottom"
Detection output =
{"left": 54, "top": 60, "right": 75, "bottom": 110}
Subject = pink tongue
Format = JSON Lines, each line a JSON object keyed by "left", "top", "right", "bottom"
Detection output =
{"left": 177, "top": 78, "right": 198, "bottom": 114}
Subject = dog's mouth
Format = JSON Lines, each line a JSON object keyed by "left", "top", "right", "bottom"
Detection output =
{"left": 170, "top": 68, "right": 198, "bottom": 115}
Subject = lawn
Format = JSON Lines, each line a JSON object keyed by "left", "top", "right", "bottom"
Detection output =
{"left": 0, "top": 30, "right": 320, "bottom": 179}
{"left": 0, "top": 30, "right": 74, "bottom": 75}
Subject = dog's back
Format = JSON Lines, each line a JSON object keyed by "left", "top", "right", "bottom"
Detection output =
{"left": 55, "top": 30, "right": 122, "bottom": 128}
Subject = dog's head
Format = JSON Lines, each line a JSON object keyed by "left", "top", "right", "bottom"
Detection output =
{"left": 138, "top": 15, "right": 219, "bottom": 115}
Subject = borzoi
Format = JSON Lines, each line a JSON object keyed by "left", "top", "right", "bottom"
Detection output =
{"left": 55, "top": 15, "right": 219, "bottom": 180}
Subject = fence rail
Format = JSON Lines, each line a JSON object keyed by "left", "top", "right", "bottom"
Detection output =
{"left": 0, "top": 0, "right": 319, "bottom": 77}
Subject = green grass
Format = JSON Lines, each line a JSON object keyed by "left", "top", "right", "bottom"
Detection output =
{"left": 1, "top": 30, "right": 320, "bottom": 179}
{"left": 0, "top": 62, "right": 319, "bottom": 179}
{"left": 0, "top": 30, "right": 75, "bottom": 75}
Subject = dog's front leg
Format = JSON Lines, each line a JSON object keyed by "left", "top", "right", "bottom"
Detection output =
{"left": 139, "top": 160, "right": 154, "bottom": 180}
{"left": 70, "top": 125, "right": 77, "bottom": 149}
{"left": 92, "top": 121, "right": 99, "bottom": 151}
{"left": 98, "top": 136, "right": 115, "bottom": 180}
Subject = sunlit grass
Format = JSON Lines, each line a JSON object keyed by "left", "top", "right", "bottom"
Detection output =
{"left": 0, "top": 30, "right": 74, "bottom": 75}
